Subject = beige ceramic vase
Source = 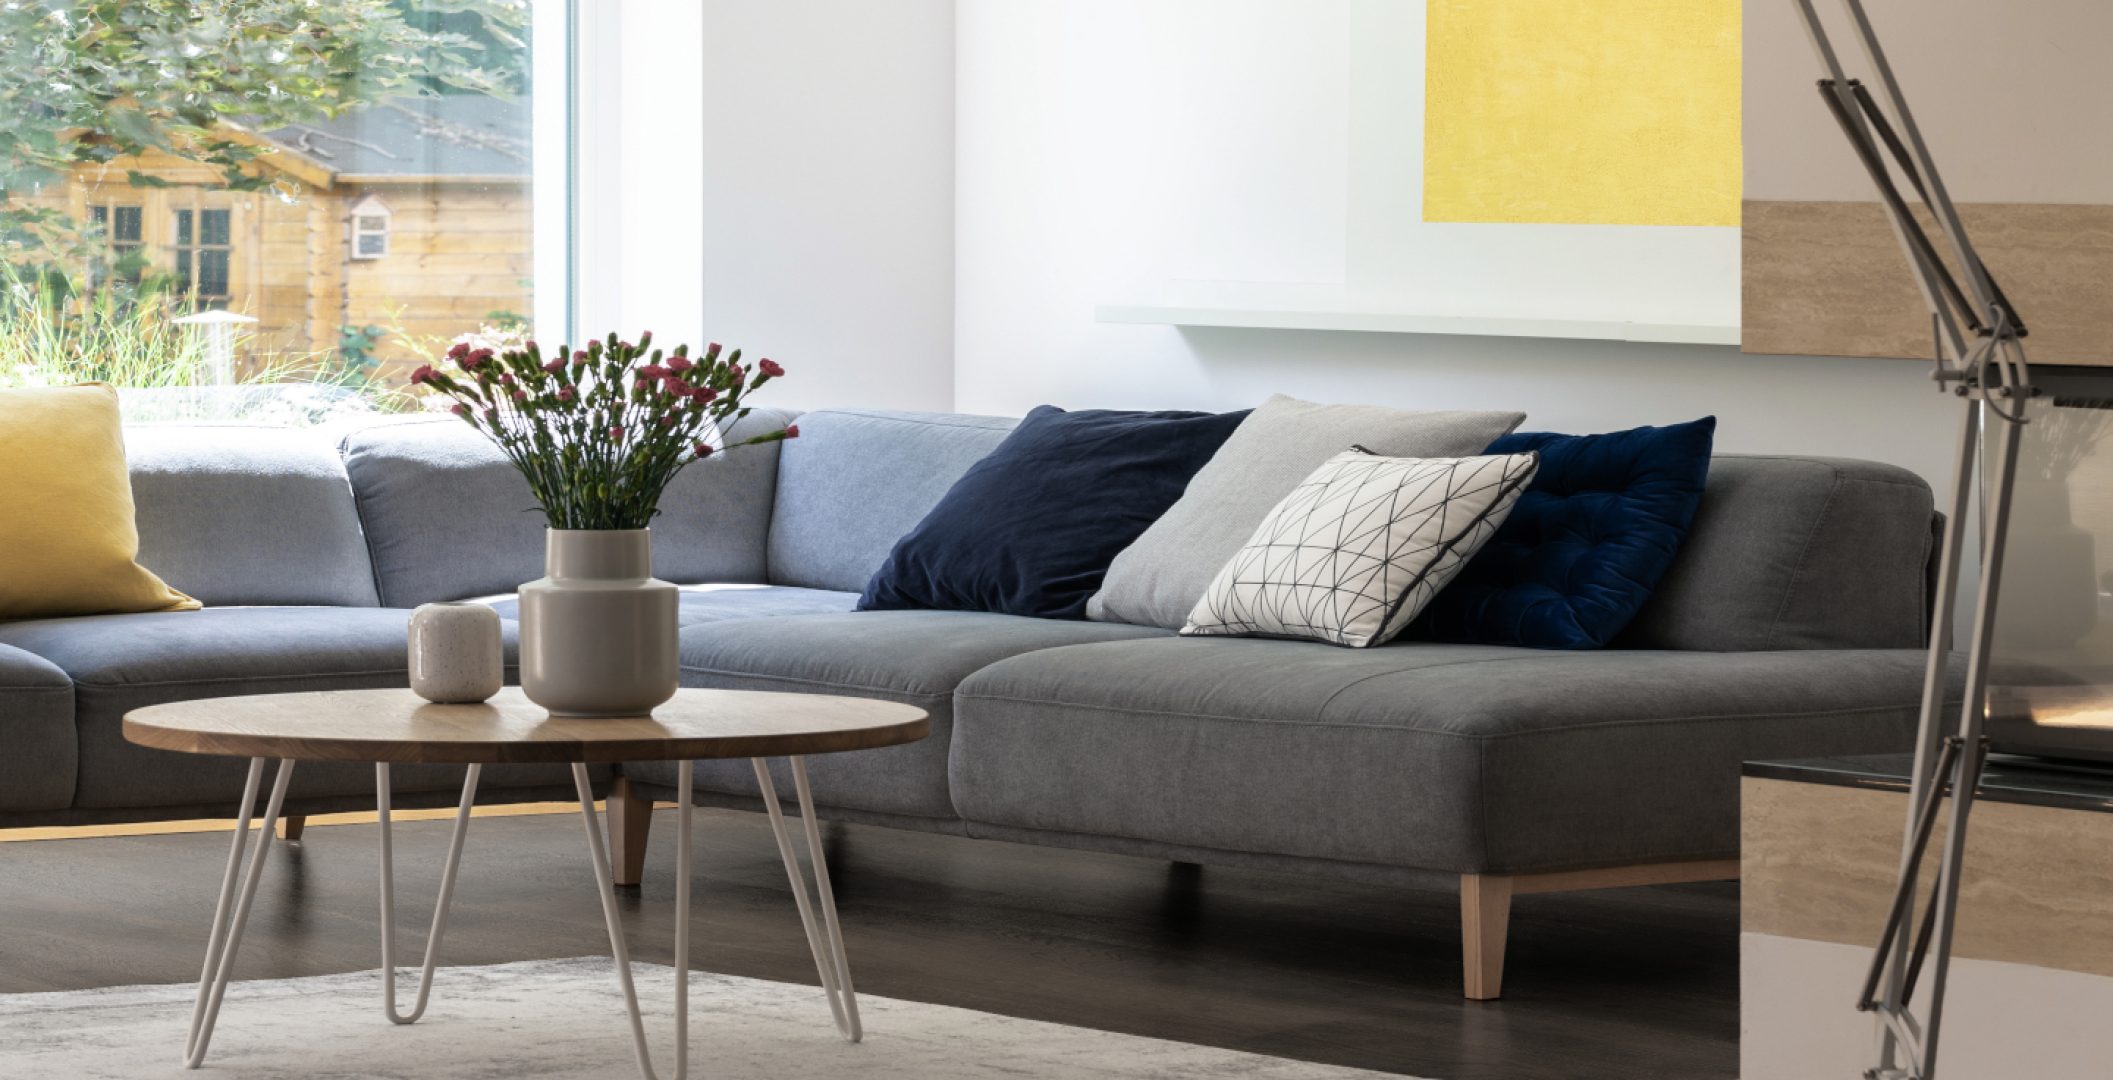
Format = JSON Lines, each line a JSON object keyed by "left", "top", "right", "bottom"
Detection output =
{"left": 518, "top": 529, "right": 679, "bottom": 718}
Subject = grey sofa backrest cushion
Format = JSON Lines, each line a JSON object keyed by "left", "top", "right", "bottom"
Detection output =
{"left": 342, "top": 409, "right": 795, "bottom": 608}
{"left": 768, "top": 409, "right": 1019, "bottom": 592}
{"left": 1621, "top": 455, "right": 1935, "bottom": 651}
{"left": 126, "top": 425, "right": 380, "bottom": 607}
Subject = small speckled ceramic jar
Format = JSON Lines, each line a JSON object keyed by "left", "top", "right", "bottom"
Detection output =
{"left": 408, "top": 602, "right": 505, "bottom": 704}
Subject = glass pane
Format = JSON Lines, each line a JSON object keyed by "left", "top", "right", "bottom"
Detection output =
{"left": 0, "top": 2, "right": 552, "bottom": 424}
{"left": 112, "top": 241, "right": 144, "bottom": 285}
{"left": 197, "top": 250, "right": 229, "bottom": 298}
{"left": 1987, "top": 387, "right": 2113, "bottom": 763}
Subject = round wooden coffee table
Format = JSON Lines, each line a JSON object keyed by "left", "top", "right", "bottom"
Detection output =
{"left": 124, "top": 687, "right": 929, "bottom": 1080}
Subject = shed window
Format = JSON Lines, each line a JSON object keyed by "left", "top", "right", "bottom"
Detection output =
{"left": 173, "top": 208, "right": 233, "bottom": 305}
{"left": 352, "top": 213, "right": 390, "bottom": 260}
{"left": 89, "top": 204, "right": 145, "bottom": 287}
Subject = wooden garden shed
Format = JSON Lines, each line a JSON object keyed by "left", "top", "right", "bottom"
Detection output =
{"left": 41, "top": 95, "right": 532, "bottom": 376}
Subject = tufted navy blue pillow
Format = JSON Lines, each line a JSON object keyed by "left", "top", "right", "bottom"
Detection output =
{"left": 859, "top": 405, "right": 1251, "bottom": 620}
{"left": 1410, "top": 417, "right": 1716, "bottom": 649}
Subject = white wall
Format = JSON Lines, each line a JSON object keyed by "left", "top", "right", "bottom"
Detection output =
{"left": 573, "top": 1, "right": 710, "bottom": 342}
{"left": 691, "top": 0, "right": 957, "bottom": 412}
{"left": 953, "top": 0, "right": 1964, "bottom": 497}
{"left": 585, "top": 0, "right": 956, "bottom": 411}
{"left": 1747, "top": 0, "right": 2113, "bottom": 204}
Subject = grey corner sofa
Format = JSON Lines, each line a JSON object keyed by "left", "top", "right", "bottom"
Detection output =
{"left": 0, "top": 406, "right": 1950, "bottom": 999}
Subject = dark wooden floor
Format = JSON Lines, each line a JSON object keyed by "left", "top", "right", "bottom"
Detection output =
{"left": 0, "top": 808, "right": 1738, "bottom": 1079}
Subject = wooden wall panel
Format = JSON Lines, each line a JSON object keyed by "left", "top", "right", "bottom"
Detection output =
{"left": 1743, "top": 777, "right": 2113, "bottom": 978}
{"left": 341, "top": 184, "right": 533, "bottom": 364}
{"left": 1743, "top": 200, "right": 2113, "bottom": 365}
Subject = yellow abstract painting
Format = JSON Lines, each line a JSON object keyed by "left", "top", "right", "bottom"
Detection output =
{"left": 1423, "top": 0, "right": 1741, "bottom": 226}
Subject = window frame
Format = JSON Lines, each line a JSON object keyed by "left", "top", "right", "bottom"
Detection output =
{"left": 532, "top": 0, "right": 579, "bottom": 344}
{"left": 87, "top": 201, "right": 146, "bottom": 288}
{"left": 171, "top": 206, "right": 235, "bottom": 306}
{"left": 348, "top": 199, "right": 391, "bottom": 262}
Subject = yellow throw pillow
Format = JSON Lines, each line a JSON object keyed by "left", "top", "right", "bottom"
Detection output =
{"left": 0, "top": 384, "right": 198, "bottom": 619}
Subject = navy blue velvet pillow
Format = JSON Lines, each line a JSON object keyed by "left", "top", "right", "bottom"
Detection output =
{"left": 1411, "top": 417, "right": 1716, "bottom": 649}
{"left": 859, "top": 405, "right": 1251, "bottom": 620}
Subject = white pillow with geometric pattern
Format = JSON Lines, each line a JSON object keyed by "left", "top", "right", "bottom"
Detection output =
{"left": 1179, "top": 449, "right": 1540, "bottom": 648}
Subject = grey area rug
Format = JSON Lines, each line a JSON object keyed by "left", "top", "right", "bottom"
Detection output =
{"left": 0, "top": 958, "right": 1419, "bottom": 1079}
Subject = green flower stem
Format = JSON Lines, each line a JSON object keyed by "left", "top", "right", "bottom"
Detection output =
{"left": 419, "top": 333, "right": 787, "bottom": 530}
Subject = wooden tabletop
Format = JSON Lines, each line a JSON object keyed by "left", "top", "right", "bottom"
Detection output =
{"left": 122, "top": 688, "right": 930, "bottom": 765}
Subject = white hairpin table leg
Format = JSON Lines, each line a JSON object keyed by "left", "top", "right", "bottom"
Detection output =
{"left": 379, "top": 762, "right": 482, "bottom": 1025}
{"left": 184, "top": 757, "right": 296, "bottom": 1070}
{"left": 574, "top": 762, "right": 692, "bottom": 1080}
{"left": 753, "top": 756, "right": 862, "bottom": 1043}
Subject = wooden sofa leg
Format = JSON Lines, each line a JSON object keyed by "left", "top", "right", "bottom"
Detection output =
{"left": 606, "top": 777, "right": 653, "bottom": 887}
{"left": 276, "top": 815, "right": 307, "bottom": 841}
{"left": 1461, "top": 873, "right": 1514, "bottom": 1001}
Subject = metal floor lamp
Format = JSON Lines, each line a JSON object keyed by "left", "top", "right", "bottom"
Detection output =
{"left": 1788, "top": 2, "right": 2036, "bottom": 1078}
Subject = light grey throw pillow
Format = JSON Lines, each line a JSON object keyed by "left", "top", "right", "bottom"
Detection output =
{"left": 1086, "top": 395, "right": 1526, "bottom": 628}
{"left": 1179, "top": 450, "right": 1540, "bottom": 647}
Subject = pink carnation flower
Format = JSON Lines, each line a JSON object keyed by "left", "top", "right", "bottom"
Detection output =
{"left": 758, "top": 359, "right": 784, "bottom": 378}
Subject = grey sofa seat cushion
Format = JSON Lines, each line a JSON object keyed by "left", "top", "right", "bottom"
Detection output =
{"left": 126, "top": 425, "right": 379, "bottom": 607}
{"left": 478, "top": 584, "right": 857, "bottom": 627}
{"left": 0, "top": 643, "right": 74, "bottom": 812}
{"left": 767, "top": 410, "right": 1018, "bottom": 592}
{"left": 342, "top": 409, "right": 795, "bottom": 608}
{"left": 1622, "top": 456, "right": 1936, "bottom": 651}
{"left": 951, "top": 636, "right": 1956, "bottom": 875}
{"left": 629, "top": 611, "right": 1168, "bottom": 819}
{"left": 0, "top": 608, "right": 570, "bottom": 809}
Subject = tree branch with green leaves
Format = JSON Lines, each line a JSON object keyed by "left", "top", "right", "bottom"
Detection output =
{"left": 0, "top": 0, "right": 527, "bottom": 264}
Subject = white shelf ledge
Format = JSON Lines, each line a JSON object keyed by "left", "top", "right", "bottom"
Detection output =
{"left": 1094, "top": 302, "right": 1741, "bottom": 346}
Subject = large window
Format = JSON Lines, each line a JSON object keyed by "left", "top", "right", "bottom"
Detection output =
{"left": 0, "top": 0, "right": 563, "bottom": 424}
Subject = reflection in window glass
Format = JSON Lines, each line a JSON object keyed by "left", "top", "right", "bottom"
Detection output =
{"left": 87, "top": 204, "right": 146, "bottom": 287}
{"left": 172, "top": 209, "right": 234, "bottom": 304}
{"left": 0, "top": 1, "right": 543, "bottom": 425}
